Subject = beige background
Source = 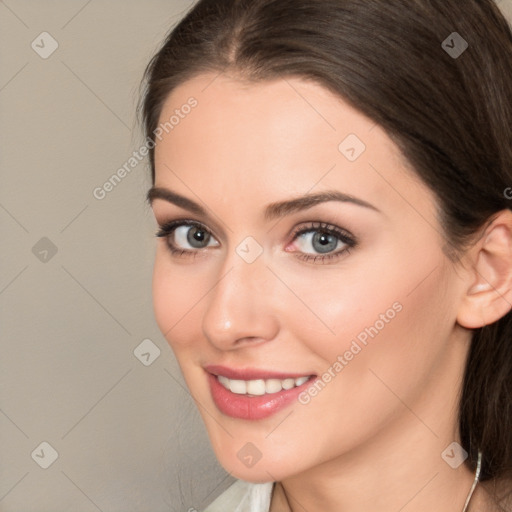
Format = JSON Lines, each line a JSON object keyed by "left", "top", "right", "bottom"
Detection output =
{"left": 0, "top": 1, "right": 232, "bottom": 511}
{"left": 1, "top": 1, "right": 511, "bottom": 511}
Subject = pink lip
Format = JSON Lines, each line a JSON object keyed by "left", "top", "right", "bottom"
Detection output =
{"left": 204, "top": 366, "right": 316, "bottom": 420}
{"left": 204, "top": 364, "right": 312, "bottom": 381}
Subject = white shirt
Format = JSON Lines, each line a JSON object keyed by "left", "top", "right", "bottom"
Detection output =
{"left": 204, "top": 480, "right": 274, "bottom": 512}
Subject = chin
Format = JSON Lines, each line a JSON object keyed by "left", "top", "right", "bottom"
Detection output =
{"left": 212, "top": 445, "right": 300, "bottom": 483}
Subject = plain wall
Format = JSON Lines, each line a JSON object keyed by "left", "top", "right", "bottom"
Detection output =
{"left": 0, "top": 2, "right": 232, "bottom": 511}
{"left": 1, "top": 1, "right": 511, "bottom": 511}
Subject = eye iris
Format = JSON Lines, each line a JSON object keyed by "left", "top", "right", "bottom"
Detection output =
{"left": 187, "top": 227, "right": 209, "bottom": 248}
{"left": 312, "top": 231, "right": 337, "bottom": 253}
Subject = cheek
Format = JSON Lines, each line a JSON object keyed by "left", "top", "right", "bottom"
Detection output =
{"left": 256, "top": 262, "right": 454, "bottom": 468}
{"left": 293, "top": 257, "right": 454, "bottom": 416}
{"left": 279, "top": 247, "right": 453, "bottom": 387}
{"left": 272, "top": 258, "right": 405, "bottom": 360}
{"left": 151, "top": 249, "right": 207, "bottom": 348}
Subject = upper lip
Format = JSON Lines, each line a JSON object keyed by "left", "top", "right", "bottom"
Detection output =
{"left": 204, "top": 364, "right": 315, "bottom": 381}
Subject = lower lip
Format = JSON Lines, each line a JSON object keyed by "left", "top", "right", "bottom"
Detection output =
{"left": 207, "top": 373, "right": 315, "bottom": 420}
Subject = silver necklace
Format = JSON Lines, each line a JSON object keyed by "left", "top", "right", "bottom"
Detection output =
{"left": 275, "top": 449, "right": 483, "bottom": 511}
{"left": 462, "top": 450, "right": 483, "bottom": 512}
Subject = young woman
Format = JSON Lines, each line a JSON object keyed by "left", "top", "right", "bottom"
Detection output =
{"left": 140, "top": 1, "right": 512, "bottom": 510}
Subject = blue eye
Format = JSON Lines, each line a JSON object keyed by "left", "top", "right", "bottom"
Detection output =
{"left": 173, "top": 224, "right": 217, "bottom": 249}
{"left": 155, "top": 220, "right": 357, "bottom": 263}
{"left": 290, "top": 222, "right": 357, "bottom": 263}
{"left": 296, "top": 231, "right": 344, "bottom": 254}
{"left": 156, "top": 220, "right": 219, "bottom": 255}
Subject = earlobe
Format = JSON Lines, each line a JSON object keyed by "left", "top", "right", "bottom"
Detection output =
{"left": 457, "top": 210, "right": 512, "bottom": 329}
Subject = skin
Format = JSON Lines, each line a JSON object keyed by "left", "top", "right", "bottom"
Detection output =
{"left": 148, "top": 72, "right": 512, "bottom": 512}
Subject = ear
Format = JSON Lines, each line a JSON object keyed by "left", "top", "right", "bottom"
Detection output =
{"left": 457, "top": 210, "right": 512, "bottom": 329}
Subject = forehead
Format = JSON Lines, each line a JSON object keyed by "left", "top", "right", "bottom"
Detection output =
{"left": 153, "top": 72, "right": 434, "bottom": 222}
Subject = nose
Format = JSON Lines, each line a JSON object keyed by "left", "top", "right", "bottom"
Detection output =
{"left": 201, "top": 248, "right": 280, "bottom": 350}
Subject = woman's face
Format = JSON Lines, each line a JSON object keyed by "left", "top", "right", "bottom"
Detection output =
{"left": 149, "top": 72, "right": 470, "bottom": 482}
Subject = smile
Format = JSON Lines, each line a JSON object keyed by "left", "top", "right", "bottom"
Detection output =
{"left": 217, "top": 375, "right": 311, "bottom": 396}
{"left": 205, "top": 365, "right": 317, "bottom": 420}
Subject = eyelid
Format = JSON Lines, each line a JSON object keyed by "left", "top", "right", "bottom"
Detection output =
{"left": 152, "top": 202, "right": 229, "bottom": 240}
{"left": 156, "top": 219, "right": 219, "bottom": 245}
{"left": 288, "top": 221, "right": 357, "bottom": 248}
{"left": 156, "top": 218, "right": 214, "bottom": 236}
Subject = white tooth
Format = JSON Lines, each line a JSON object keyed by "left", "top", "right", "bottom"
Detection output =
{"left": 230, "top": 379, "right": 247, "bottom": 394}
{"left": 282, "top": 378, "right": 295, "bottom": 390}
{"left": 218, "top": 375, "right": 230, "bottom": 389}
{"left": 247, "top": 379, "right": 266, "bottom": 396}
{"left": 295, "top": 376, "right": 309, "bottom": 386}
{"left": 265, "top": 379, "right": 284, "bottom": 394}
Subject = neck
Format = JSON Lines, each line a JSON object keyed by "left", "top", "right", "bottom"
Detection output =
{"left": 272, "top": 439, "right": 477, "bottom": 512}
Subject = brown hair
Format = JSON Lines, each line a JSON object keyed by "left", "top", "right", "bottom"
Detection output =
{"left": 139, "top": 0, "right": 512, "bottom": 498}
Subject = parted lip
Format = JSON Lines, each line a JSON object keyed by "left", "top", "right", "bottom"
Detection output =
{"left": 204, "top": 364, "right": 315, "bottom": 381}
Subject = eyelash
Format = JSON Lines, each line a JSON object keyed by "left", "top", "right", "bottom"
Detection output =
{"left": 155, "top": 220, "right": 357, "bottom": 264}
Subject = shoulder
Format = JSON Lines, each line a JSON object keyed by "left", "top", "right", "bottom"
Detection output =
{"left": 203, "top": 480, "right": 274, "bottom": 512}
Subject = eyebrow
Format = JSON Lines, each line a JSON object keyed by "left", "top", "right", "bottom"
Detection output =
{"left": 146, "top": 186, "right": 380, "bottom": 221}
